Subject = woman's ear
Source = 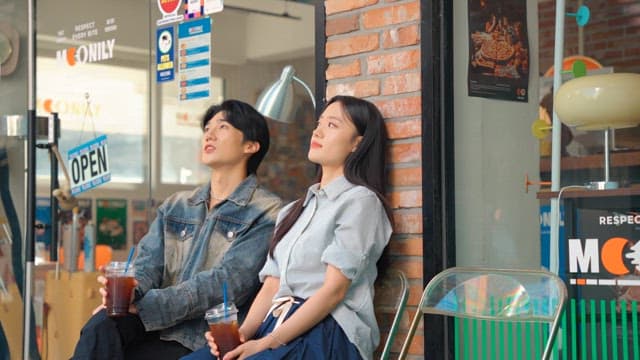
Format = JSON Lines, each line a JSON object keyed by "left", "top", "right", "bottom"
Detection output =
{"left": 351, "top": 136, "right": 363, "bottom": 152}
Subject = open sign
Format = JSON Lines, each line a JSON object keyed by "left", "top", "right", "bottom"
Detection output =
{"left": 68, "top": 135, "right": 111, "bottom": 195}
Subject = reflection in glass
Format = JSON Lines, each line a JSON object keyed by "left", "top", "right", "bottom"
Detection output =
{"left": 36, "top": 58, "right": 147, "bottom": 183}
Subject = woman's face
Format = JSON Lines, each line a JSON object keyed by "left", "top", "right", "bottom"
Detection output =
{"left": 308, "top": 102, "right": 362, "bottom": 168}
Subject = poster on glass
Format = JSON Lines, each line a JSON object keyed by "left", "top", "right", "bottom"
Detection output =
{"left": 468, "top": 0, "right": 529, "bottom": 102}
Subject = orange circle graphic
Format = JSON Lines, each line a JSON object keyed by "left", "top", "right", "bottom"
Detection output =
{"left": 66, "top": 47, "right": 76, "bottom": 66}
{"left": 601, "top": 237, "right": 630, "bottom": 275}
{"left": 43, "top": 99, "right": 53, "bottom": 113}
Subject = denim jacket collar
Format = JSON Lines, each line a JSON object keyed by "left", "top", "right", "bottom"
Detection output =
{"left": 188, "top": 174, "right": 259, "bottom": 207}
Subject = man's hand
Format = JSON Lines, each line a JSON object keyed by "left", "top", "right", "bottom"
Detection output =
{"left": 96, "top": 266, "right": 139, "bottom": 315}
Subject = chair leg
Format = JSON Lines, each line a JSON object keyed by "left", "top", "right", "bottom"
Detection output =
{"left": 398, "top": 311, "right": 422, "bottom": 360}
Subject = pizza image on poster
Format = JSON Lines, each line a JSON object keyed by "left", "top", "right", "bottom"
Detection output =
{"left": 468, "top": 0, "right": 530, "bottom": 102}
{"left": 96, "top": 199, "right": 127, "bottom": 250}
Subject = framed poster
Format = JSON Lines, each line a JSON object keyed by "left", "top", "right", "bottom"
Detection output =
{"left": 468, "top": 0, "right": 530, "bottom": 102}
{"left": 96, "top": 199, "right": 127, "bottom": 250}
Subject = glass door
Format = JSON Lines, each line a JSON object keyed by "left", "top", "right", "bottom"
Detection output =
{"left": 1, "top": 1, "right": 317, "bottom": 358}
{"left": 34, "top": 1, "right": 153, "bottom": 359}
{"left": 0, "top": 0, "right": 35, "bottom": 359}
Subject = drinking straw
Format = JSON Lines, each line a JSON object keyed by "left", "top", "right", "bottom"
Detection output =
{"left": 223, "top": 281, "right": 228, "bottom": 317}
{"left": 124, "top": 245, "right": 136, "bottom": 273}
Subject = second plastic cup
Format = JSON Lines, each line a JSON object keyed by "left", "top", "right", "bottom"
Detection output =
{"left": 105, "top": 261, "right": 135, "bottom": 317}
{"left": 205, "top": 302, "right": 241, "bottom": 357}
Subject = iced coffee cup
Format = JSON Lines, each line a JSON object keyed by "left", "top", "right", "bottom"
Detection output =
{"left": 205, "top": 302, "right": 241, "bottom": 357}
{"left": 105, "top": 261, "right": 136, "bottom": 317}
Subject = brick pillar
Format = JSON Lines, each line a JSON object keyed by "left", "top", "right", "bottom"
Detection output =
{"left": 325, "top": 1, "right": 424, "bottom": 357}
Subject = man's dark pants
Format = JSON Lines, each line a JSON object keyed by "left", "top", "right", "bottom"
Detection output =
{"left": 71, "top": 309, "right": 191, "bottom": 360}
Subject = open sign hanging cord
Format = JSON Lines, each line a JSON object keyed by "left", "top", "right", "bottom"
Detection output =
{"left": 65, "top": 92, "right": 112, "bottom": 196}
{"left": 77, "top": 92, "right": 97, "bottom": 146}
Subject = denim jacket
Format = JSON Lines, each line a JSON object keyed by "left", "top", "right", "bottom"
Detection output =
{"left": 132, "top": 175, "right": 281, "bottom": 350}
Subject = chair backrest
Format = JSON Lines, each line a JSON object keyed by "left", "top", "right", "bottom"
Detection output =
{"left": 398, "top": 267, "right": 567, "bottom": 360}
{"left": 374, "top": 269, "right": 410, "bottom": 360}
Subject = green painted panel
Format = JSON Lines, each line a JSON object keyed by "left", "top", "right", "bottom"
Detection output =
{"left": 452, "top": 298, "right": 640, "bottom": 359}
{"left": 590, "top": 299, "right": 597, "bottom": 359}
{"left": 633, "top": 301, "right": 639, "bottom": 359}
{"left": 601, "top": 300, "right": 608, "bottom": 360}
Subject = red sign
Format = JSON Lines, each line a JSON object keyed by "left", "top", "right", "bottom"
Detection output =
{"left": 158, "top": 0, "right": 180, "bottom": 14}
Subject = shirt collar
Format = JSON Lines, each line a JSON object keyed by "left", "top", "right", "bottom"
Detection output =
{"left": 302, "top": 176, "right": 354, "bottom": 206}
{"left": 188, "top": 174, "right": 258, "bottom": 207}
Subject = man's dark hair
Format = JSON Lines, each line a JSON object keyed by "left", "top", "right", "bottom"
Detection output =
{"left": 201, "top": 99, "right": 270, "bottom": 174}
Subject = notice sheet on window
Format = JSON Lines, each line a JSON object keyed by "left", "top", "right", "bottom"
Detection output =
{"left": 178, "top": 17, "right": 211, "bottom": 102}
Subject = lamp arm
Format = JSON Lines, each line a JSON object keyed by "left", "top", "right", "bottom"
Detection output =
{"left": 292, "top": 75, "right": 316, "bottom": 109}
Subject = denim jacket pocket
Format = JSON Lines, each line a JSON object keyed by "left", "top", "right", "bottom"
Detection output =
{"left": 163, "top": 218, "right": 199, "bottom": 287}
{"left": 202, "top": 216, "right": 250, "bottom": 270}
{"left": 213, "top": 215, "right": 250, "bottom": 243}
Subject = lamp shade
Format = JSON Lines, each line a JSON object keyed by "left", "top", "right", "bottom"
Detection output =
{"left": 256, "top": 65, "right": 296, "bottom": 122}
{"left": 555, "top": 73, "right": 640, "bottom": 131}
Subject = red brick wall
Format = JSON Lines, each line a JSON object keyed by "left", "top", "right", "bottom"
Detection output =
{"left": 538, "top": 0, "right": 640, "bottom": 74}
{"left": 324, "top": 0, "right": 423, "bottom": 358}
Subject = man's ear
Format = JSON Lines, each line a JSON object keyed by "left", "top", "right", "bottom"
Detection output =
{"left": 244, "top": 141, "right": 260, "bottom": 155}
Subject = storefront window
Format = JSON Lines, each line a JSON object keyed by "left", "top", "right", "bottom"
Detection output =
{"left": 5, "top": 1, "right": 317, "bottom": 359}
{"left": 535, "top": 2, "right": 640, "bottom": 357}
{"left": 159, "top": 77, "right": 223, "bottom": 185}
{"left": 452, "top": 1, "right": 640, "bottom": 358}
{"left": 36, "top": 58, "right": 148, "bottom": 183}
{"left": 453, "top": 1, "right": 540, "bottom": 269}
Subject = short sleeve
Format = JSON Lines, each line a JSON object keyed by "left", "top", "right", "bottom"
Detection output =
{"left": 321, "top": 192, "right": 392, "bottom": 280}
{"left": 258, "top": 255, "right": 279, "bottom": 282}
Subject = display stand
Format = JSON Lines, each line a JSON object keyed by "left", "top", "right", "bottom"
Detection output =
{"left": 0, "top": 283, "right": 24, "bottom": 360}
{"left": 42, "top": 270, "right": 100, "bottom": 360}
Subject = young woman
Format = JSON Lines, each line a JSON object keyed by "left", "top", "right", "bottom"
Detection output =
{"left": 183, "top": 95, "right": 393, "bottom": 360}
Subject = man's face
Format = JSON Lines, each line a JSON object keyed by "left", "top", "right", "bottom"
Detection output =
{"left": 201, "top": 111, "right": 256, "bottom": 169}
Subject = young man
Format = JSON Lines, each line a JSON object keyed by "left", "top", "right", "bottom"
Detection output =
{"left": 72, "top": 100, "right": 282, "bottom": 359}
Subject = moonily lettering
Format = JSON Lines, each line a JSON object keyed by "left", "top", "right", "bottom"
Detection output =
{"left": 56, "top": 38, "right": 116, "bottom": 66}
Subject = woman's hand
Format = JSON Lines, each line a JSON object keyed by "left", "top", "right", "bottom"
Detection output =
{"left": 207, "top": 329, "right": 250, "bottom": 358}
{"left": 205, "top": 331, "right": 221, "bottom": 358}
{"left": 222, "top": 338, "right": 270, "bottom": 360}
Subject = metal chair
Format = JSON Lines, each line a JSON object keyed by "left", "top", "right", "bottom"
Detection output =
{"left": 398, "top": 267, "right": 567, "bottom": 360}
{"left": 374, "top": 269, "right": 410, "bottom": 360}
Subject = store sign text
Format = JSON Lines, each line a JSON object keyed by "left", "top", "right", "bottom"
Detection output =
{"left": 37, "top": 98, "right": 101, "bottom": 118}
{"left": 569, "top": 237, "right": 640, "bottom": 276}
{"left": 56, "top": 38, "right": 116, "bottom": 67}
{"left": 599, "top": 215, "right": 640, "bottom": 225}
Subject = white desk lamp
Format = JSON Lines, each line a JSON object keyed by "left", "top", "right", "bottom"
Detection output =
{"left": 555, "top": 73, "right": 640, "bottom": 189}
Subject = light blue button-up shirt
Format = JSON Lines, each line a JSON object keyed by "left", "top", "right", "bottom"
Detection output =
{"left": 259, "top": 176, "right": 393, "bottom": 359}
